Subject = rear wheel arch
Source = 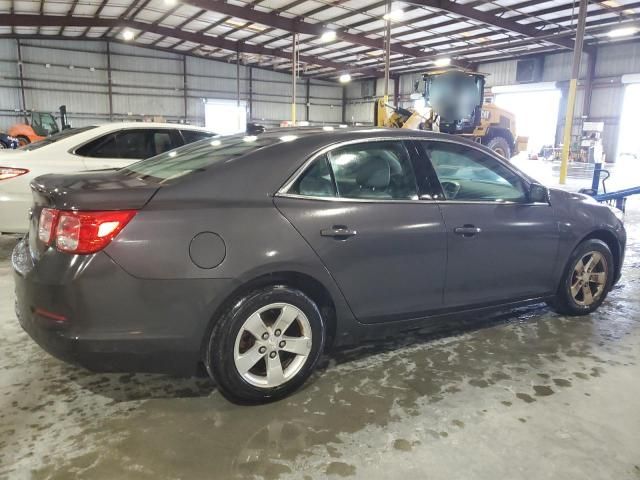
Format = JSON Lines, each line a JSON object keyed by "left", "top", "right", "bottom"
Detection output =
{"left": 200, "top": 271, "right": 338, "bottom": 360}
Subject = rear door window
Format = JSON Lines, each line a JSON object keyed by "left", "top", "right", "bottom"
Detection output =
{"left": 289, "top": 140, "right": 419, "bottom": 201}
{"left": 328, "top": 141, "right": 418, "bottom": 200}
{"left": 181, "top": 130, "right": 215, "bottom": 144}
{"left": 290, "top": 155, "right": 336, "bottom": 197}
{"left": 76, "top": 132, "right": 120, "bottom": 158}
{"left": 76, "top": 129, "right": 182, "bottom": 160}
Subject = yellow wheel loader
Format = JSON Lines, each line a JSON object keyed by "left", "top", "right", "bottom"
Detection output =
{"left": 375, "top": 69, "right": 528, "bottom": 159}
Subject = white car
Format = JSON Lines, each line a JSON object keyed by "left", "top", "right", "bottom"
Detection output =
{"left": 0, "top": 123, "right": 216, "bottom": 233}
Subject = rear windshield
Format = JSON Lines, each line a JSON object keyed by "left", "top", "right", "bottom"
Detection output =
{"left": 121, "top": 134, "right": 279, "bottom": 183}
{"left": 19, "top": 126, "right": 97, "bottom": 151}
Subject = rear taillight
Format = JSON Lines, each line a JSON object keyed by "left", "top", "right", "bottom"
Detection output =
{"left": 0, "top": 167, "right": 29, "bottom": 181}
{"left": 37, "top": 208, "right": 136, "bottom": 254}
{"left": 38, "top": 208, "right": 60, "bottom": 245}
{"left": 55, "top": 210, "right": 137, "bottom": 254}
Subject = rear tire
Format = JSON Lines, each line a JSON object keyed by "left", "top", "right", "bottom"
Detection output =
{"left": 205, "top": 285, "right": 325, "bottom": 404}
{"left": 486, "top": 136, "right": 511, "bottom": 159}
{"left": 547, "top": 239, "right": 614, "bottom": 316}
{"left": 16, "top": 135, "right": 30, "bottom": 146}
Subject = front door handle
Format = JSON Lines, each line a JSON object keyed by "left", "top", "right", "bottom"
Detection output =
{"left": 454, "top": 225, "right": 482, "bottom": 237}
{"left": 320, "top": 225, "right": 357, "bottom": 239}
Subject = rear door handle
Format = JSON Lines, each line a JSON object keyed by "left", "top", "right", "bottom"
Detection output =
{"left": 320, "top": 225, "right": 357, "bottom": 239}
{"left": 454, "top": 225, "right": 482, "bottom": 237}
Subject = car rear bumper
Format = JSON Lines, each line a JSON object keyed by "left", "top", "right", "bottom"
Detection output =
{"left": 12, "top": 238, "right": 236, "bottom": 376}
{"left": 0, "top": 195, "right": 31, "bottom": 234}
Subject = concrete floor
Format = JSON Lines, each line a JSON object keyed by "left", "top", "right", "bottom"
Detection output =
{"left": 1, "top": 160, "right": 640, "bottom": 480}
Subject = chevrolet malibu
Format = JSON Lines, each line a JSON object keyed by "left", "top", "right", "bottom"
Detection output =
{"left": 13, "top": 128, "right": 626, "bottom": 404}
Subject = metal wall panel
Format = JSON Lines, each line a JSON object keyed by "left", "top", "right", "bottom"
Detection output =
{"left": 399, "top": 72, "right": 421, "bottom": 96}
{"left": 0, "top": 38, "right": 345, "bottom": 131}
{"left": 309, "top": 104, "right": 341, "bottom": 123}
{"left": 477, "top": 59, "right": 518, "bottom": 87}
{"left": 590, "top": 85, "right": 624, "bottom": 119}
{"left": 345, "top": 101, "right": 375, "bottom": 125}
{"left": 595, "top": 43, "right": 640, "bottom": 77}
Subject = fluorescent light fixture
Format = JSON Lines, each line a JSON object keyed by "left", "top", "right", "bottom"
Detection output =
{"left": 322, "top": 126, "right": 334, "bottom": 131}
{"left": 164, "top": 0, "right": 178, "bottom": 5}
{"left": 243, "top": 135, "right": 258, "bottom": 142}
{"left": 434, "top": 57, "right": 451, "bottom": 67}
{"left": 280, "top": 135, "right": 298, "bottom": 142}
{"left": 122, "top": 29, "right": 135, "bottom": 41}
{"left": 339, "top": 124, "right": 348, "bottom": 128}
{"left": 210, "top": 139, "right": 221, "bottom": 146}
{"left": 320, "top": 30, "right": 337, "bottom": 42}
{"left": 607, "top": 26, "right": 638, "bottom": 38}
{"left": 383, "top": 9, "right": 404, "bottom": 21}
{"left": 169, "top": 151, "right": 177, "bottom": 157}
{"left": 339, "top": 73, "right": 351, "bottom": 83}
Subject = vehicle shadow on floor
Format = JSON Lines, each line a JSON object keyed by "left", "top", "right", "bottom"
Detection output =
{"left": 71, "top": 303, "right": 550, "bottom": 403}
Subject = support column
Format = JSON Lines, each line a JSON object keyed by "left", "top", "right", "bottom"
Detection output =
{"left": 183, "top": 55, "right": 188, "bottom": 123}
{"left": 582, "top": 49, "right": 597, "bottom": 118}
{"left": 236, "top": 48, "right": 240, "bottom": 107}
{"left": 291, "top": 33, "right": 298, "bottom": 125}
{"left": 393, "top": 75, "right": 399, "bottom": 107}
{"left": 305, "top": 77, "right": 310, "bottom": 122}
{"left": 16, "top": 39, "right": 27, "bottom": 123}
{"left": 248, "top": 66, "right": 253, "bottom": 122}
{"left": 559, "top": 0, "right": 588, "bottom": 184}
{"left": 248, "top": 67, "right": 253, "bottom": 122}
{"left": 106, "top": 41, "right": 114, "bottom": 121}
{"left": 383, "top": 0, "right": 391, "bottom": 103}
{"left": 341, "top": 85, "right": 347, "bottom": 125}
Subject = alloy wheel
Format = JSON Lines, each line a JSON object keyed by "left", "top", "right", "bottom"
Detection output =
{"left": 233, "top": 303, "right": 313, "bottom": 388}
{"left": 570, "top": 251, "right": 608, "bottom": 306}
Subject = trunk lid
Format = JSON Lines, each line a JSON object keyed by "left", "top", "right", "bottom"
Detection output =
{"left": 28, "top": 170, "right": 160, "bottom": 258}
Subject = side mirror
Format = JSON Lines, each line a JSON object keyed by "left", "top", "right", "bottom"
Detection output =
{"left": 529, "top": 183, "right": 549, "bottom": 204}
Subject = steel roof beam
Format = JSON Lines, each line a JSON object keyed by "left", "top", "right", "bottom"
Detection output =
{"left": 0, "top": 14, "right": 348, "bottom": 72}
{"left": 311, "top": 15, "right": 640, "bottom": 78}
{"left": 312, "top": 1, "right": 639, "bottom": 72}
{"left": 179, "top": 0, "right": 426, "bottom": 57}
{"left": 407, "top": 0, "right": 576, "bottom": 50}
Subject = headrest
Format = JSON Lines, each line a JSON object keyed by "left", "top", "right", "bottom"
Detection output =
{"left": 356, "top": 155, "right": 390, "bottom": 189}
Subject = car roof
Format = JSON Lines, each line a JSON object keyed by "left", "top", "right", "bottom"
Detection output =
{"left": 86, "top": 122, "right": 214, "bottom": 132}
{"left": 245, "top": 126, "right": 471, "bottom": 142}
{"left": 244, "top": 126, "right": 489, "bottom": 154}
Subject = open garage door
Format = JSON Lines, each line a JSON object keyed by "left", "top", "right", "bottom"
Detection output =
{"left": 493, "top": 83, "right": 561, "bottom": 157}
{"left": 205, "top": 99, "right": 247, "bottom": 135}
{"left": 618, "top": 79, "right": 640, "bottom": 162}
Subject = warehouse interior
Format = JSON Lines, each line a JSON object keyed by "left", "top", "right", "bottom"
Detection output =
{"left": 1, "top": 0, "right": 640, "bottom": 478}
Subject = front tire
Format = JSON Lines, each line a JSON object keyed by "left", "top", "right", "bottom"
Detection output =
{"left": 205, "top": 286, "right": 325, "bottom": 404}
{"left": 486, "top": 136, "right": 512, "bottom": 159}
{"left": 547, "top": 239, "right": 614, "bottom": 316}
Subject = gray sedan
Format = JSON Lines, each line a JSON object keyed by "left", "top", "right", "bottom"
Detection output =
{"left": 12, "top": 128, "right": 626, "bottom": 404}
